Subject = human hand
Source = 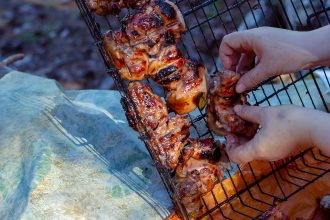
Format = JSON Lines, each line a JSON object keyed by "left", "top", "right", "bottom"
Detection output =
{"left": 220, "top": 27, "right": 318, "bottom": 93}
{"left": 226, "top": 105, "right": 314, "bottom": 164}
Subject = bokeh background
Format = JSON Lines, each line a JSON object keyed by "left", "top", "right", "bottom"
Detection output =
{"left": 0, "top": 0, "right": 113, "bottom": 90}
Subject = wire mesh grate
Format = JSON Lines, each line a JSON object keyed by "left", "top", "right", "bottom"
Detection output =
{"left": 75, "top": 0, "right": 330, "bottom": 219}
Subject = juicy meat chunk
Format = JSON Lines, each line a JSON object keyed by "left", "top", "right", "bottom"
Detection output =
{"left": 122, "top": 0, "right": 186, "bottom": 46}
{"left": 149, "top": 45, "right": 185, "bottom": 89}
{"left": 210, "top": 70, "right": 241, "bottom": 97}
{"left": 151, "top": 115, "right": 190, "bottom": 169}
{"left": 125, "top": 82, "right": 190, "bottom": 169}
{"left": 166, "top": 60, "right": 207, "bottom": 115}
{"left": 87, "top": 0, "right": 150, "bottom": 16}
{"left": 103, "top": 31, "right": 149, "bottom": 80}
{"left": 102, "top": 0, "right": 186, "bottom": 81}
{"left": 127, "top": 82, "right": 168, "bottom": 131}
{"left": 206, "top": 71, "right": 258, "bottom": 138}
{"left": 175, "top": 138, "right": 226, "bottom": 218}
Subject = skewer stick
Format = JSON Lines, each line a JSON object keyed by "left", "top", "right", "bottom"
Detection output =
{"left": 0, "top": 54, "right": 25, "bottom": 66}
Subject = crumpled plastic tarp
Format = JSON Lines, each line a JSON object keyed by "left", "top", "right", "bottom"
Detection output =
{"left": 0, "top": 71, "right": 172, "bottom": 220}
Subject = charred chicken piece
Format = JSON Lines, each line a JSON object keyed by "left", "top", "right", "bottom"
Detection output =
{"left": 210, "top": 70, "right": 241, "bottom": 97}
{"left": 206, "top": 71, "right": 258, "bottom": 138}
{"left": 103, "top": 31, "right": 149, "bottom": 80}
{"left": 166, "top": 60, "right": 207, "bottom": 115}
{"left": 126, "top": 82, "right": 190, "bottom": 169}
{"left": 151, "top": 115, "right": 190, "bottom": 169}
{"left": 175, "top": 139, "right": 226, "bottom": 218}
{"left": 149, "top": 45, "right": 185, "bottom": 90}
{"left": 87, "top": 0, "right": 150, "bottom": 16}
{"left": 127, "top": 82, "right": 168, "bottom": 131}
{"left": 122, "top": 0, "right": 186, "bottom": 46}
{"left": 102, "top": 0, "right": 186, "bottom": 81}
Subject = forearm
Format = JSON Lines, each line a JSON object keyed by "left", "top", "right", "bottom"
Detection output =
{"left": 308, "top": 109, "right": 330, "bottom": 156}
{"left": 304, "top": 25, "right": 330, "bottom": 68}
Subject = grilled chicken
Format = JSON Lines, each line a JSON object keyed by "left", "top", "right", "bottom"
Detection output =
{"left": 102, "top": 0, "right": 206, "bottom": 114}
{"left": 122, "top": 0, "right": 186, "bottom": 46}
{"left": 127, "top": 82, "right": 168, "bottom": 131}
{"left": 103, "top": 31, "right": 149, "bottom": 80}
{"left": 87, "top": 0, "right": 150, "bottom": 16}
{"left": 206, "top": 71, "right": 258, "bottom": 138}
{"left": 151, "top": 115, "right": 190, "bottom": 169}
{"left": 102, "top": 0, "right": 186, "bottom": 81}
{"left": 175, "top": 139, "right": 225, "bottom": 218}
{"left": 126, "top": 82, "right": 190, "bottom": 169}
{"left": 148, "top": 45, "right": 185, "bottom": 89}
{"left": 104, "top": 37, "right": 206, "bottom": 114}
{"left": 166, "top": 60, "right": 207, "bottom": 115}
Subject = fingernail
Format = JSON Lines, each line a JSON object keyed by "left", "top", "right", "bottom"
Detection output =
{"left": 236, "top": 84, "right": 245, "bottom": 93}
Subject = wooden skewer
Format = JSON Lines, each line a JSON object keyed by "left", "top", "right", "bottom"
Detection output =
{"left": 0, "top": 54, "right": 25, "bottom": 66}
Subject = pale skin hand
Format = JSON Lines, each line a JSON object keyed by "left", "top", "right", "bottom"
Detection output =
{"left": 226, "top": 105, "right": 330, "bottom": 164}
{"left": 220, "top": 26, "right": 330, "bottom": 93}
{"left": 219, "top": 26, "right": 330, "bottom": 163}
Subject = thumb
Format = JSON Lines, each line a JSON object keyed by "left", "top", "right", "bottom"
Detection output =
{"left": 226, "top": 134, "right": 258, "bottom": 164}
{"left": 236, "top": 63, "right": 268, "bottom": 93}
{"left": 234, "top": 105, "right": 262, "bottom": 124}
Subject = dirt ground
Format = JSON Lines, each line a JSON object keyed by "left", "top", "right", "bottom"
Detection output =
{"left": 0, "top": 0, "right": 114, "bottom": 90}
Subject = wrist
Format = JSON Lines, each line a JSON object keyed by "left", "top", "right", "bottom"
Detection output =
{"left": 302, "top": 26, "right": 330, "bottom": 68}
{"left": 298, "top": 108, "right": 318, "bottom": 148}
{"left": 298, "top": 31, "right": 320, "bottom": 69}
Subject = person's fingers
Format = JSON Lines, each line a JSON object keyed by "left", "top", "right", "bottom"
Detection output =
{"left": 220, "top": 33, "right": 253, "bottom": 70}
{"left": 226, "top": 134, "right": 258, "bottom": 164}
{"left": 220, "top": 41, "right": 241, "bottom": 71}
{"left": 235, "top": 63, "right": 267, "bottom": 93}
{"left": 236, "top": 52, "right": 256, "bottom": 74}
{"left": 234, "top": 105, "right": 262, "bottom": 123}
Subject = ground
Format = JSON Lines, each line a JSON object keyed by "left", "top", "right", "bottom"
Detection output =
{"left": 0, "top": 0, "right": 114, "bottom": 90}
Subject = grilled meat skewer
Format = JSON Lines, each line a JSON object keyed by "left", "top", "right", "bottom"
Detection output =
{"left": 175, "top": 138, "right": 227, "bottom": 218}
{"left": 166, "top": 60, "right": 207, "bottom": 115}
{"left": 126, "top": 82, "right": 190, "bottom": 169}
{"left": 104, "top": 32, "right": 207, "bottom": 114}
{"left": 127, "top": 82, "right": 168, "bottom": 131}
{"left": 103, "top": 0, "right": 206, "bottom": 114}
{"left": 151, "top": 115, "right": 190, "bottom": 169}
{"left": 122, "top": 0, "right": 186, "bottom": 46}
{"left": 103, "top": 0, "right": 186, "bottom": 80}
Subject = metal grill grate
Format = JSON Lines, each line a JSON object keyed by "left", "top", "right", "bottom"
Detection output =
{"left": 75, "top": 0, "right": 330, "bottom": 219}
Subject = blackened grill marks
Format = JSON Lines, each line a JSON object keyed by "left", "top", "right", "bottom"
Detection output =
{"left": 159, "top": 71, "right": 181, "bottom": 85}
{"left": 155, "top": 65, "right": 178, "bottom": 81}
{"left": 165, "top": 31, "right": 175, "bottom": 44}
{"left": 140, "top": 14, "right": 164, "bottom": 30}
